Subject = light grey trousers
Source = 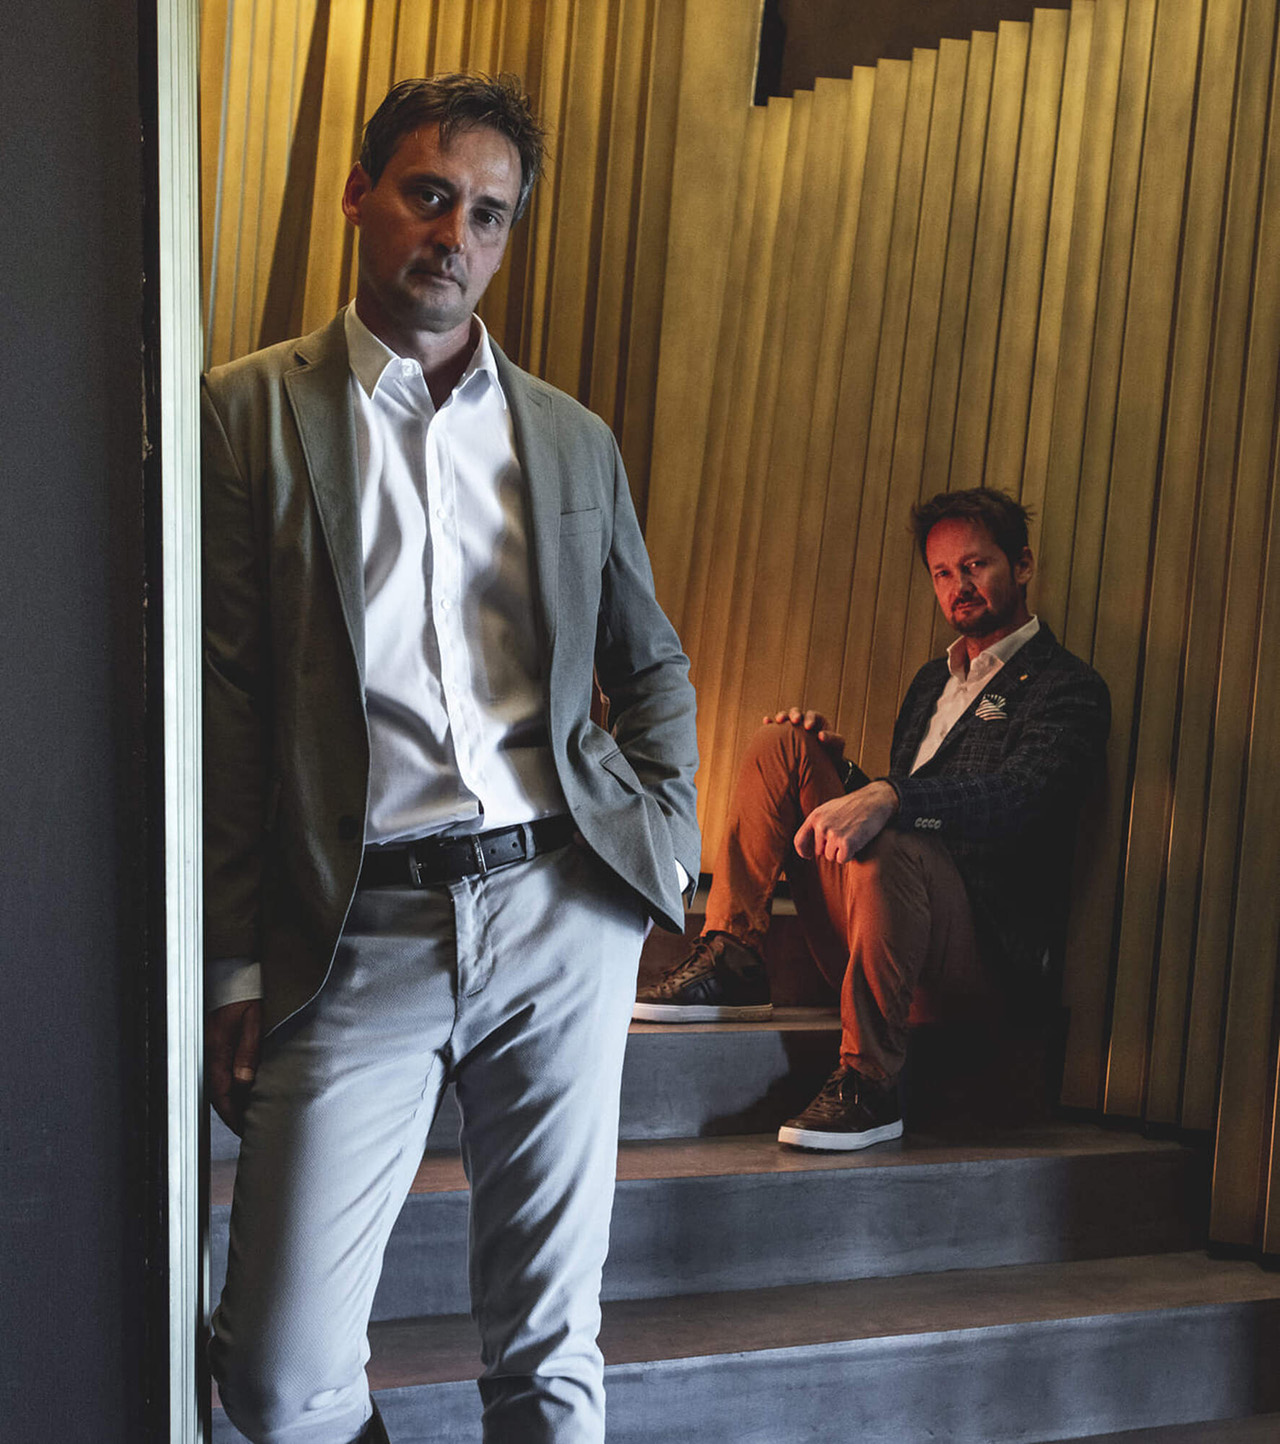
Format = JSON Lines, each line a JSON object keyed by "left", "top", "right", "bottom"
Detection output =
{"left": 211, "top": 842, "right": 647, "bottom": 1444}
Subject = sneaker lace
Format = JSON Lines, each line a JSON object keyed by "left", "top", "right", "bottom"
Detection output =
{"left": 660, "top": 936, "right": 718, "bottom": 988}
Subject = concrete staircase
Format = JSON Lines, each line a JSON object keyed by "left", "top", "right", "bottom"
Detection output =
{"left": 210, "top": 919, "right": 1280, "bottom": 1442}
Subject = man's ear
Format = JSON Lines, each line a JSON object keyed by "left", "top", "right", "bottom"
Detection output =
{"left": 1015, "top": 546, "right": 1035, "bottom": 588}
{"left": 341, "top": 163, "right": 372, "bottom": 225}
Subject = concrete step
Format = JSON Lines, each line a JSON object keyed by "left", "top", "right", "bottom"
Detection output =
{"left": 209, "top": 1006, "right": 844, "bottom": 1161}
{"left": 210, "top": 1123, "right": 1208, "bottom": 1322}
{"left": 1052, "top": 1414, "right": 1280, "bottom": 1441}
{"left": 210, "top": 1252, "right": 1280, "bottom": 1442}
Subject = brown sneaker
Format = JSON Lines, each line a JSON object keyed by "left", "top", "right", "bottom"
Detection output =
{"left": 777, "top": 1064, "right": 903, "bottom": 1151}
{"left": 632, "top": 932, "right": 773, "bottom": 1022}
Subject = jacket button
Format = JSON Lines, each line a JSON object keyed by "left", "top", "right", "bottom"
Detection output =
{"left": 338, "top": 814, "right": 360, "bottom": 842}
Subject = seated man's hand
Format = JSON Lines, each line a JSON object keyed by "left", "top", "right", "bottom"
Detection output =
{"left": 207, "top": 998, "right": 261, "bottom": 1136}
{"left": 764, "top": 706, "right": 845, "bottom": 758}
{"left": 794, "top": 780, "right": 899, "bottom": 864}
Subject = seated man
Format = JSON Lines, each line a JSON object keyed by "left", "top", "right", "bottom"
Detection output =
{"left": 635, "top": 486, "right": 1110, "bottom": 1151}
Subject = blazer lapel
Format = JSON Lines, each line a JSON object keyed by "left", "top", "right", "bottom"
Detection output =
{"left": 493, "top": 343, "right": 559, "bottom": 656}
{"left": 919, "top": 626, "right": 1052, "bottom": 769}
{"left": 284, "top": 315, "right": 367, "bottom": 680}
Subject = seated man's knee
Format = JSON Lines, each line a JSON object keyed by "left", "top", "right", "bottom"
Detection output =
{"left": 743, "top": 720, "right": 821, "bottom": 770}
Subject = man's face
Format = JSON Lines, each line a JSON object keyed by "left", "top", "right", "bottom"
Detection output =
{"left": 341, "top": 121, "right": 522, "bottom": 347}
{"left": 925, "top": 517, "right": 1033, "bottom": 645}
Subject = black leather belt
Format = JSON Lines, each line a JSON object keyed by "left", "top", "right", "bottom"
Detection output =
{"left": 358, "top": 816, "right": 576, "bottom": 889}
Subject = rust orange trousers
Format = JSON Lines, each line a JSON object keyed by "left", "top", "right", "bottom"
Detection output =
{"left": 704, "top": 723, "right": 995, "bottom": 1082}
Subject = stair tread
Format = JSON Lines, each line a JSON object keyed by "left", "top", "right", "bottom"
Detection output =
{"left": 363, "top": 1251, "right": 1280, "bottom": 1388}
{"left": 1061, "top": 1417, "right": 1280, "bottom": 1442}
{"left": 210, "top": 1121, "right": 1198, "bottom": 1205}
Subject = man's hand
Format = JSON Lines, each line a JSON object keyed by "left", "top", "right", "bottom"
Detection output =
{"left": 207, "top": 998, "right": 262, "bottom": 1136}
{"left": 794, "top": 780, "right": 900, "bottom": 864}
{"left": 764, "top": 706, "right": 845, "bottom": 758}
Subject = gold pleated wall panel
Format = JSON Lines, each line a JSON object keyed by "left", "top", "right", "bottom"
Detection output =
{"left": 646, "top": 0, "right": 1280, "bottom": 1254}
{"left": 200, "top": 0, "right": 687, "bottom": 516}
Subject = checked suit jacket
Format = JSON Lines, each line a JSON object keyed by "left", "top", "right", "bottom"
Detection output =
{"left": 882, "top": 624, "right": 1110, "bottom": 996}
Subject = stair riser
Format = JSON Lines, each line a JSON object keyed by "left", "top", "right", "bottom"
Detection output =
{"left": 209, "top": 1024, "right": 841, "bottom": 1161}
{"left": 210, "top": 1147, "right": 1206, "bottom": 1321}
{"left": 212, "top": 1300, "right": 1280, "bottom": 1443}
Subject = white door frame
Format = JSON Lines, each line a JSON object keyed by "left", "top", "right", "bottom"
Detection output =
{"left": 155, "top": 0, "right": 204, "bottom": 1437}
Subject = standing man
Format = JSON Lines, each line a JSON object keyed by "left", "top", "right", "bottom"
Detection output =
{"left": 636, "top": 488, "right": 1108, "bottom": 1151}
{"left": 202, "top": 74, "right": 698, "bottom": 1444}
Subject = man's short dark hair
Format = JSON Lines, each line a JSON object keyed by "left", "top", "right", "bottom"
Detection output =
{"left": 910, "top": 487, "right": 1033, "bottom": 568}
{"left": 359, "top": 73, "right": 547, "bottom": 221}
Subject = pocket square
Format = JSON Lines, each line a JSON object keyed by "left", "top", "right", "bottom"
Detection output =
{"left": 975, "top": 694, "right": 1007, "bottom": 721}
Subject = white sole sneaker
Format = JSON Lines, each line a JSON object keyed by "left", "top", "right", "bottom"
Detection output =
{"left": 631, "top": 1000, "right": 775, "bottom": 1023}
{"left": 776, "top": 1118, "right": 904, "bottom": 1151}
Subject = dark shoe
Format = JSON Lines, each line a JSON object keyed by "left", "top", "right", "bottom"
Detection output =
{"left": 357, "top": 1399, "right": 391, "bottom": 1442}
{"left": 632, "top": 932, "right": 773, "bottom": 1022}
{"left": 777, "top": 1064, "right": 903, "bottom": 1151}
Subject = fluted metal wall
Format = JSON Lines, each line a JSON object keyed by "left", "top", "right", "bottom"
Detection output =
{"left": 647, "top": 0, "right": 1280, "bottom": 1255}
{"left": 202, "top": 0, "right": 1280, "bottom": 1252}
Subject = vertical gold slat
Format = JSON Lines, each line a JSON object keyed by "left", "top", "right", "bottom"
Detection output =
{"left": 1205, "top": 21, "right": 1280, "bottom": 1244}
{"left": 1217, "top": 414, "right": 1280, "bottom": 1247}
{"left": 250, "top": 0, "right": 323, "bottom": 355}
{"left": 206, "top": 0, "right": 256, "bottom": 365}
{"left": 477, "top": 0, "right": 535, "bottom": 357}
{"left": 679, "top": 108, "right": 765, "bottom": 660}
{"left": 618, "top": 0, "right": 688, "bottom": 524}
{"left": 522, "top": 0, "right": 573, "bottom": 377}
{"left": 430, "top": 0, "right": 469, "bottom": 74}
{"left": 688, "top": 101, "right": 792, "bottom": 862}
{"left": 346, "top": 0, "right": 402, "bottom": 307}
{"left": 587, "top": 0, "right": 651, "bottom": 436}
{"left": 777, "top": 69, "right": 876, "bottom": 707}
{"left": 299, "top": 0, "right": 370, "bottom": 332}
{"left": 227, "top": 0, "right": 285, "bottom": 359}
{"left": 919, "top": 31, "right": 996, "bottom": 524}
{"left": 1176, "top": 0, "right": 1280, "bottom": 1135}
{"left": 645, "top": 0, "right": 769, "bottom": 626}
{"left": 1034, "top": 0, "right": 1130, "bottom": 637}
{"left": 468, "top": 0, "right": 500, "bottom": 70}
{"left": 733, "top": 82, "right": 852, "bottom": 731}
{"left": 1020, "top": 0, "right": 1095, "bottom": 533}
{"left": 679, "top": 106, "right": 763, "bottom": 855}
{"left": 984, "top": 8, "right": 1070, "bottom": 495}
{"left": 1056, "top": 0, "right": 1159, "bottom": 1110}
{"left": 1132, "top": 0, "right": 1245, "bottom": 1127}
{"left": 1266, "top": 1052, "right": 1280, "bottom": 1254}
{"left": 1061, "top": 0, "right": 1157, "bottom": 659}
{"left": 886, "top": 38, "right": 970, "bottom": 706}
{"left": 798, "top": 61, "right": 911, "bottom": 738}
{"left": 906, "top": 32, "right": 997, "bottom": 676}
{"left": 542, "top": 0, "right": 611, "bottom": 398}
{"left": 853, "top": 48, "right": 944, "bottom": 769}
{"left": 393, "top": 0, "right": 436, "bottom": 79}
{"left": 697, "top": 96, "right": 808, "bottom": 852}
{"left": 1095, "top": 0, "right": 1205, "bottom": 1119}
{"left": 948, "top": 20, "right": 1030, "bottom": 491}
{"left": 199, "top": 0, "right": 230, "bottom": 361}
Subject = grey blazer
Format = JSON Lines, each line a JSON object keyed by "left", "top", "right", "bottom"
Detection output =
{"left": 202, "top": 312, "right": 699, "bottom": 1032}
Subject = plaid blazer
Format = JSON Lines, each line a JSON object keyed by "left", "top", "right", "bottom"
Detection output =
{"left": 882, "top": 623, "right": 1110, "bottom": 996}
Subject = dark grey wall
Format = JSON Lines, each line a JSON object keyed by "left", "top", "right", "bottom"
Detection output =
{"left": 0, "top": 0, "right": 153, "bottom": 1436}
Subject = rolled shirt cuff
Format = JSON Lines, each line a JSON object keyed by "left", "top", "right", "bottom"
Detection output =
{"left": 206, "top": 957, "right": 263, "bottom": 1012}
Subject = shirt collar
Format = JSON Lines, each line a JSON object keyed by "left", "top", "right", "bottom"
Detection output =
{"left": 946, "top": 613, "right": 1040, "bottom": 681}
{"left": 343, "top": 302, "right": 505, "bottom": 409}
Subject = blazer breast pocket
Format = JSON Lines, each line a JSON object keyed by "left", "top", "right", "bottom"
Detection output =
{"left": 559, "top": 506, "right": 601, "bottom": 539}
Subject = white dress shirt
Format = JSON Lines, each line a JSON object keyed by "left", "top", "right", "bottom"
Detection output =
{"left": 910, "top": 615, "right": 1040, "bottom": 773}
{"left": 346, "top": 304, "right": 566, "bottom": 844}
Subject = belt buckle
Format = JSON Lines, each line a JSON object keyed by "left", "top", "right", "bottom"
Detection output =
{"left": 471, "top": 835, "right": 488, "bottom": 877}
